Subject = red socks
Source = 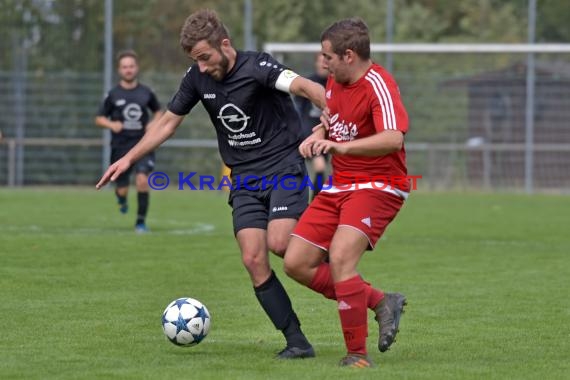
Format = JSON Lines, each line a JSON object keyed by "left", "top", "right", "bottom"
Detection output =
{"left": 308, "top": 263, "right": 385, "bottom": 308}
{"left": 335, "top": 275, "right": 368, "bottom": 355}
{"left": 308, "top": 263, "right": 336, "bottom": 300}
{"left": 365, "top": 280, "right": 385, "bottom": 309}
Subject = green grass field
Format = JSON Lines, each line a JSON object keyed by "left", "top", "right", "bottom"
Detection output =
{"left": 1, "top": 188, "right": 568, "bottom": 379}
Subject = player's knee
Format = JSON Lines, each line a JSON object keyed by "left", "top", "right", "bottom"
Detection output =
{"left": 137, "top": 173, "right": 150, "bottom": 185}
{"left": 115, "top": 186, "right": 128, "bottom": 196}
{"left": 241, "top": 250, "right": 266, "bottom": 272}
{"left": 283, "top": 256, "right": 302, "bottom": 281}
{"left": 283, "top": 249, "right": 315, "bottom": 285}
{"left": 267, "top": 236, "right": 288, "bottom": 257}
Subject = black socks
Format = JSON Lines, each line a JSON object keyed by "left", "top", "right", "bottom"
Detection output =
{"left": 136, "top": 192, "right": 149, "bottom": 225}
{"left": 254, "top": 271, "right": 311, "bottom": 349}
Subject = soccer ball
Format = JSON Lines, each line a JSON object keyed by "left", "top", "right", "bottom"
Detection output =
{"left": 161, "top": 297, "right": 211, "bottom": 347}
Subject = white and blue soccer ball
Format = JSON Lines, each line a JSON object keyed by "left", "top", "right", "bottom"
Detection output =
{"left": 161, "top": 297, "right": 211, "bottom": 347}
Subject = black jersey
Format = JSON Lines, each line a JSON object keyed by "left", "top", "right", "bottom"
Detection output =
{"left": 168, "top": 51, "right": 305, "bottom": 176}
{"left": 97, "top": 84, "right": 161, "bottom": 149}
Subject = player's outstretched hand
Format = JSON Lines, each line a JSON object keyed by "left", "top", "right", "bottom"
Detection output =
{"left": 95, "top": 158, "right": 132, "bottom": 189}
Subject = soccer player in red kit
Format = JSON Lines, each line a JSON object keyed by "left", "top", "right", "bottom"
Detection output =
{"left": 283, "top": 17, "right": 409, "bottom": 368}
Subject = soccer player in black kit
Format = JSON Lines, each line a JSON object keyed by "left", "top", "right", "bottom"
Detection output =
{"left": 95, "top": 50, "right": 162, "bottom": 233}
{"left": 96, "top": 10, "right": 326, "bottom": 359}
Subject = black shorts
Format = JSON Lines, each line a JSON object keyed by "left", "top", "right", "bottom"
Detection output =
{"left": 111, "top": 148, "right": 155, "bottom": 188}
{"left": 229, "top": 163, "right": 309, "bottom": 235}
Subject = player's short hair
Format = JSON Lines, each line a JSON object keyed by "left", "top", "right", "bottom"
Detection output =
{"left": 180, "top": 9, "right": 230, "bottom": 54}
{"left": 321, "top": 18, "right": 370, "bottom": 60}
{"left": 116, "top": 50, "right": 138, "bottom": 65}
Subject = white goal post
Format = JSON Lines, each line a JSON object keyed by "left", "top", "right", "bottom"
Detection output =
{"left": 264, "top": 43, "right": 570, "bottom": 54}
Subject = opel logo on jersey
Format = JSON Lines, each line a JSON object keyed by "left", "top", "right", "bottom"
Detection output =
{"left": 217, "top": 103, "right": 251, "bottom": 133}
{"left": 123, "top": 103, "right": 143, "bottom": 121}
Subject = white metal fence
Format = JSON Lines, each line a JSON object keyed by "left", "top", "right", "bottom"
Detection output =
{"left": 3, "top": 137, "right": 570, "bottom": 191}
{"left": 0, "top": 71, "right": 222, "bottom": 187}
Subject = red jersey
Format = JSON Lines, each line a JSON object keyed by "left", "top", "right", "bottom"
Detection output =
{"left": 325, "top": 63, "right": 409, "bottom": 193}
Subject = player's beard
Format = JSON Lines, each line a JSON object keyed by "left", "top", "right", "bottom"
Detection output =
{"left": 121, "top": 73, "right": 137, "bottom": 84}
{"left": 211, "top": 49, "right": 230, "bottom": 81}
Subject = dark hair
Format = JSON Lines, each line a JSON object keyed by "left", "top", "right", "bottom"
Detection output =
{"left": 180, "top": 9, "right": 230, "bottom": 54}
{"left": 116, "top": 50, "right": 138, "bottom": 65}
{"left": 321, "top": 18, "right": 370, "bottom": 59}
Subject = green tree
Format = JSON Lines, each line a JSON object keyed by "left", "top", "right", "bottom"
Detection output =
{"left": 537, "top": 0, "right": 570, "bottom": 42}
{"left": 0, "top": 0, "right": 104, "bottom": 72}
{"left": 395, "top": 0, "right": 526, "bottom": 42}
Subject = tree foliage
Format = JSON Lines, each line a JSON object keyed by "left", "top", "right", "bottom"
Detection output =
{"left": 1, "top": 0, "right": 568, "bottom": 73}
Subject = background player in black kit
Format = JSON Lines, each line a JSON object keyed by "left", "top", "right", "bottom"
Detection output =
{"left": 95, "top": 50, "right": 162, "bottom": 233}
{"left": 96, "top": 10, "right": 326, "bottom": 359}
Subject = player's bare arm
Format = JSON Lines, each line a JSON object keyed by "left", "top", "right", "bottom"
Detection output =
{"left": 145, "top": 110, "right": 165, "bottom": 132}
{"left": 95, "top": 111, "right": 184, "bottom": 189}
{"left": 289, "top": 75, "right": 329, "bottom": 131}
{"left": 94, "top": 116, "right": 123, "bottom": 133}
{"left": 150, "top": 110, "right": 164, "bottom": 124}
{"left": 288, "top": 76, "right": 327, "bottom": 111}
{"left": 312, "top": 130, "right": 403, "bottom": 157}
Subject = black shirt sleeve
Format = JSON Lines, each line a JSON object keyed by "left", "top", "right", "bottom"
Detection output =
{"left": 250, "top": 52, "right": 291, "bottom": 89}
{"left": 148, "top": 89, "right": 162, "bottom": 113}
{"left": 167, "top": 67, "right": 201, "bottom": 116}
{"left": 96, "top": 92, "right": 113, "bottom": 117}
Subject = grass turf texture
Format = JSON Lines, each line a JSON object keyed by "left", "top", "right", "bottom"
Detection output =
{"left": 0, "top": 188, "right": 568, "bottom": 379}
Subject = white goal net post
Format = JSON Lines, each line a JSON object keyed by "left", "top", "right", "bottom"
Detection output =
{"left": 264, "top": 43, "right": 570, "bottom": 55}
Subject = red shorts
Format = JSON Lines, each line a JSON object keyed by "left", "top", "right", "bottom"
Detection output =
{"left": 292, "top": 189, "right": 404, "bottom": 250}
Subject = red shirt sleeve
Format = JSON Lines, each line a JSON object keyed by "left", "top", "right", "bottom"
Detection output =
{"left": 367, "top": 68, "right": 408, "bottom": 134}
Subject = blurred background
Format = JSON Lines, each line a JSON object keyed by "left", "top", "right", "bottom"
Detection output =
{"left": 1, "top": 0, "right": 569, "bottom": 192}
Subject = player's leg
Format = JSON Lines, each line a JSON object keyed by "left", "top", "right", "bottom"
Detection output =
{"left": 266, "top": 218, "right": 296, "bottom": 257}
{"left": 236, "top": 229, "right": 314, "bottom": 359}
{"left": 133, "top": 152, "right": 155, "bottom": 232}
{"left": 341, "top": 190, "right": 407, "bottom": 353}
{"left": 235, "top": 228, "right": 271, "bottom": 286}
{"left": 231, "top": 189, "right": 313, "bottom": 359}
{"left": 266, "top": 162, "right": 309, "bottom": 257}
{"left": 328, "top": 225, "right": 376, "bottom": 367}
{"left": 284, "top": 212, "right": 383, "bottom": 369}
{"left": 283, "top": 237, "right": 327, "bottom": 286}
{"left": 111, "top": 148, "right": 130, "bottom": 213}
{"left": 284, "top": 192, "right": 383, "bottom": 307}
{"left": 115, "top": 184, "right": 129, "bottom": 213}
{"left": 261, "top": 164, "right": 315, "bottom": 358}
{"left": 283, "top": 193, "right": 337, "bottom": 299}
{"left": 134, "top": 173, "right": 149, "bottom": 232}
